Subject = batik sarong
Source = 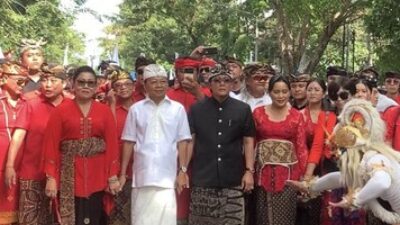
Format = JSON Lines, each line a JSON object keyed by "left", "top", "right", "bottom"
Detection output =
{"left": 254, "top": 186, "right": 297, "bottom": 225}
{"left": 59, "top": 137, "right": 105, "bottom": 225}
{"left": 109, "top": 179, "right": 132, "bottom": 225}
{"left": 189, "top": 186, "right": 245, "bottom": 225}
{"left": 19, "top": 179, "right": 52, "bottom": 225}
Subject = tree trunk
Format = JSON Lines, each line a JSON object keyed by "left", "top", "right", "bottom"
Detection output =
{"left": 271, "top": 0, "right": 294, "bottom": 75}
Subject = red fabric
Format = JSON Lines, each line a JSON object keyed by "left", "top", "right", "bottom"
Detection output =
{"left": 115, "top": 105, "right": 133, "bottom": 178}
{"left": 383, "top": 105, "right": 400, "bottom": 151}
{"left": 0, "top": 95, "right": 28, "bottom": 222}
{"left": 303, "top": 110, "right": 337, "bottom": 164}
{"left": 166, "top": 86, "right": 210, "bottom": 220}
{"left": 132, "top": 83, "right": 145, "bottom": 102}
{"left": 395, "top": 95, "right": 400, "bottom": 105}
{"left": 43, "top": 99, "right": 120, "bottom": 197}
{"left": 174, "top": 57, "right": 201, "bottom": 69}
{"left": 18, "top": 95, "right": 64, "bottom": 180}
{"left": 301, "top": 108, "right": 317, "bottom": 149}
{"left": 201, "top": 57, "right": 216, "bottom": 67}
{"left": 253, "top": 107, "right": 308, "bottom": 193}
{"left": 167, "top": 87, "right": 211, "bottom": 112}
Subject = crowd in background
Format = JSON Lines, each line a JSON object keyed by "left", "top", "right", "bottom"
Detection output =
{"left": 1, "top": 40, "right": 400, "bottom": 225}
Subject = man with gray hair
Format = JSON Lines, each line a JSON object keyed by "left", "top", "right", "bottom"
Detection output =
{"left": 120, "top": 64, "right": 192, "bottom": 225}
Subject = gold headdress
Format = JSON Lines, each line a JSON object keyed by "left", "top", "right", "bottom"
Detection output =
{"left": 109, "top": 69, "right": 132, "bottom": 84}
{"left": 0, "top": 61, "right": 27, "bottom": 77}
{"left": 333, "top": 99, "right": 376, "bottom": 148}
{"left": 19, "top": 38, "right": 47, "bottom": 54}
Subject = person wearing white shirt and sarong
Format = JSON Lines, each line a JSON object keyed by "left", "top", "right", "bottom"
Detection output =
{"left": 120, "top": 64, "right": 192, "bottom": 225}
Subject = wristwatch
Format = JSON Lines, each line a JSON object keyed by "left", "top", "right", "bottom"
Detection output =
{"left": 180, "top": 166, "right": 188, "bottom": 173}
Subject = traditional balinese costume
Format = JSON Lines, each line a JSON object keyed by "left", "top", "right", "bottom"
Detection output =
{"left": 166, "top": 57, "right": 210, "bottom": 225}
{"left": 303, "top": 99, "right": 400, "bottom": 225}
{"left": 252, "top": 106, "right": 308, "bottom": 225}
{"left": 15, "top": 64, "right": 67, "bottom": 225}
{"left": 0, "top": 62, "right": 29, "bottom": 224}
{"left": 108, "top": 69, "right": 134, "bottom": 225}
{"left": 18, "top": 38, "right": 46, "bottom": 94}
{"left": 43, "top": 98, "right": 120, "bottom": 225}
{"left": 122, "top": 64, "right": 192, "bottom": 225}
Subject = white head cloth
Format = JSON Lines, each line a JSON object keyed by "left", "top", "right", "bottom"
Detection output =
{"left": 143, "top": 64, "right": 167, "bottom": 80}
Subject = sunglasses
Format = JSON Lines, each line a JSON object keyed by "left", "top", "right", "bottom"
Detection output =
{"left": 75, "top": 79, "right": 97, "bottom": 88}
{"left": 199, "top": 67, "right": 210, "bottom": 73}
{"left": 212, "top": 78, "right": 232, "bottom": 84}
{"left": 337, "top": 91, "right": 350, "bottom": 101}
{"left": 183, "top": 68, "right": 195, "bottom": 74}
{"left": 385, "top": 78, "right": 400, "bottom": 85}
{"left": 252, "top": 75, "right": 269, "bottom": 82}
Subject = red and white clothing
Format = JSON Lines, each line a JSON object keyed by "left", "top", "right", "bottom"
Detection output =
{"left": 253, "top": 107, "right": 308, "bottom": 192}
{"left": 0, "top": 94, "right": 28, "bottom": 224}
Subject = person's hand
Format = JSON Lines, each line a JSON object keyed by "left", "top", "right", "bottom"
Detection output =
{"left": 118, "top": 174, "right": 127, "bottom": 190}
{"left": 329, "top": 198, "right": 351, "bottom": 209}
{"left": 45, "top": 177, "right": 57, "bottom": 198}
{"left": 286, "top": 180, "right": 308, "bottom": 193}
{"left": 181, "top": 77, "right": 204, "bottom": 99}
{"left": 5, "top": 167, "right": 17, "bottom": 188}
{"left": 107, "top": 89, "right": 116, "bottom": 106}
{"left": 176, "top": 171, "right": 189, "bottom": 195}
{"left": 108, "top": 175, "right": 121, "bottom": 195}
{"left": 241, "top": 171, "right": 254, "bottom": 192}
{"left": 190, "top": 45, "right": 205, "bottom": 58}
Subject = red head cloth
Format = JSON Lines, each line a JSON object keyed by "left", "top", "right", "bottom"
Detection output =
{"left": 174, "top": 57, "right": 201, "bottom": 69}
{"left": 201, "top": 57, "right": 216, "bottom": 68}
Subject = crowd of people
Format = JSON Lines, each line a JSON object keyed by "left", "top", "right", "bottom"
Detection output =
{"left": 1, "top": 40, "right": 400, "bottom": 225}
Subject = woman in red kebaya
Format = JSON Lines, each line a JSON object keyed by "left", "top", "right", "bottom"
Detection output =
{"left": 252, "top": 75, "right": 308, "bottom": 225}
{"left": 43, "top": 66, "right": 120, "bottom": 225}
{"left": 0, "top": 62, "right": 29, "bottom": 225}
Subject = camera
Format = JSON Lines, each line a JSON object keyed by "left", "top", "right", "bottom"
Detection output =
{"left": 202, "top": 47, "right": 218, "bottom": 55}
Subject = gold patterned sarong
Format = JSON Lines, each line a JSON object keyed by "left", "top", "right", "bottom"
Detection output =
{"left": 256, "top": 139, "right": 297, "bottom": 170}
{"left": 59, "top": 137, "right": 105, "bottom": 225}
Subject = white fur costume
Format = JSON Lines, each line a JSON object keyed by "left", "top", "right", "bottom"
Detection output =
{"left": 310, "top": 99, "right": 400, "bottom": 224}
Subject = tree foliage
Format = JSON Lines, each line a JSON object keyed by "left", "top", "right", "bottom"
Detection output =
{"left": 104, "top": 0, "right": 376, "bottom": 73}
{"left": 0, "top": 0, "right": 85, "bottom": 64}
{"left": 365, "top": 0, "right": 400, "bottom": 72}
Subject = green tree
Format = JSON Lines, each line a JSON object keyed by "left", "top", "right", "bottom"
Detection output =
{"left": 0, "top": 0, "right": 85, "bottom": 64}
{"left": 365, "top": 0, "right": 400, "bottom": 72}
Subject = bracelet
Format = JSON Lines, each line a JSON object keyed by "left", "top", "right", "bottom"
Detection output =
{"left": 343, "top": 189, "right": 361, "bottom": 210}
{"left": 302, "top": 176, "right": 320, "bottom": 199}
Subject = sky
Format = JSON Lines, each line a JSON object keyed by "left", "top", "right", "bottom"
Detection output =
{"left": 60, "top": 0, "right": 123, "bottom": 66}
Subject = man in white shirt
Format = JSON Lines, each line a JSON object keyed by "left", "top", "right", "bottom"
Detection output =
{"left": 120, "top": 64, "right": 192, "bottom": 225}
{"left": 232, "top": 64, "right": 273, "bottom": 111}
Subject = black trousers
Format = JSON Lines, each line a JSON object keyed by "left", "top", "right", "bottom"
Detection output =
{"left": 75, "top": 191, "right": 108, "bottom": 225}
